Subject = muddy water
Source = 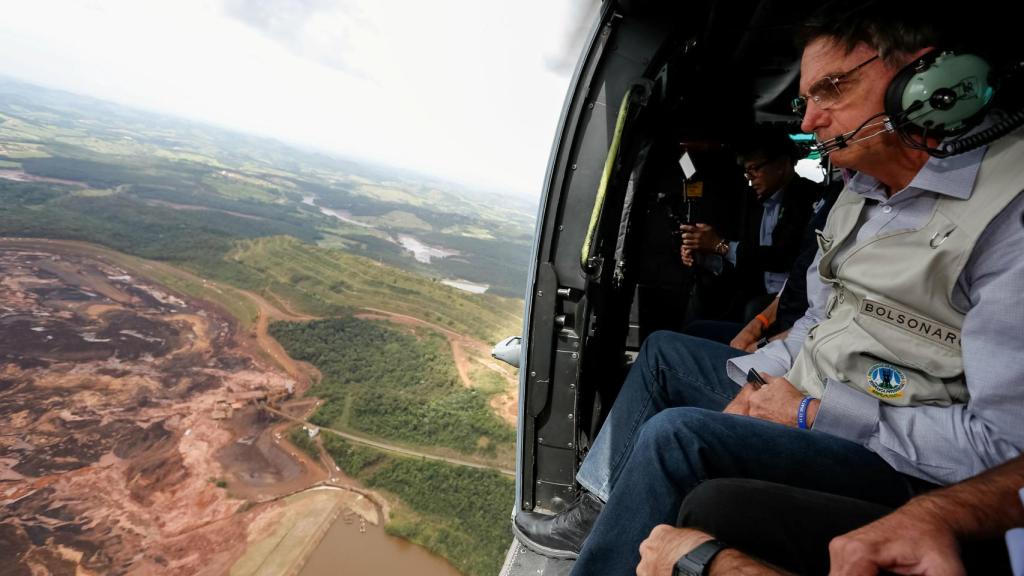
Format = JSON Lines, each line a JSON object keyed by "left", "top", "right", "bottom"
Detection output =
{"left": 299, "top": 515, "right": 462, "bottom": 576}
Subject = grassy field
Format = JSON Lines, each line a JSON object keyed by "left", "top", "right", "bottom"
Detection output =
{"left": 235, "top": 237, "right": 522, "bottom": 344}
{"left": 322, "top": 434, "right": 513, "bottom": 576}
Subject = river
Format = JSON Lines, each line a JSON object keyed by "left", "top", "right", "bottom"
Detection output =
{"left": 299, "top": 511, "right": 462, "bottom": 576}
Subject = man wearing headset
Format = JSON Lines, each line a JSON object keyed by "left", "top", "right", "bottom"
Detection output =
{"left": 513, "top": 2, "right": 1024, "bottom": 575}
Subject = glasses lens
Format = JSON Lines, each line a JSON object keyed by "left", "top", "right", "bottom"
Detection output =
{"left": 743, "top": 161, "right": 767, "bottom": 179}
{"left": 808, "top": 76, "right": 842, "bottom": 109}
{"left": 791, "top": 96, "right": 806, "bottom": 116}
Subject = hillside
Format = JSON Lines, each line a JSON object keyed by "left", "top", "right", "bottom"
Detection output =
{"left": 0, "top": 76, "right": 536, "bottom": 300}
{"left": 0, "top": 78, "right": 529, "bottom": 575}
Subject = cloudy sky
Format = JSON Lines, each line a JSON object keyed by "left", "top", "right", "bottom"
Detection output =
{"left": 0, "top": 0, "right": 600, "bottom": 197}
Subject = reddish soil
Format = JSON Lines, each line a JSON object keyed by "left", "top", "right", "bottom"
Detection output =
{"left": 0, "top": 243, "right": 317, "bottom": 575}
{"left": 0, "top": 169, "right": 88, "bottom": 188}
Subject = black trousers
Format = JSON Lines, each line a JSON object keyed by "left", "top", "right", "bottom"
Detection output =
{"left": 676, "top": 478, "right": 1012, "bottom": 575}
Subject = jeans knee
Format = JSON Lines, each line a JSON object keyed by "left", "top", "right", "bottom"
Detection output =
{"left": 636, "top": 407, "right": 708, "bottom": 447}
{"left": 642, "top": 330, "right": 690, "bottom": 356}
{"left": 639, "top": 331, "right": 700, "bottom": 371}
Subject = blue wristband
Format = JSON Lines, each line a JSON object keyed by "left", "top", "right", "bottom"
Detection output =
{"left": 797, "top": 396, "right": 814, "bottom": 430}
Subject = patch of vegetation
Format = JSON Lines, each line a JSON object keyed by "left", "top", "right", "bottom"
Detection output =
{"left": 0, "top": 189, "right": 280, "bottom": 290}
{"left": 236, "top": 236, "right": 522, "bottom": 344}
{"left": 467, "top": 365, "right": 509, "bottom": 395}
{"left": 321, "top": 433, "right": 383, "bottom": 476}
{"left": 270, "top": 317, "right": 514, "bottom": 462}
{"left": 322, "top": 435, "right": 513, "bottom": 576}
{"left": 287, "top": 425, "right": 320, "bottom": 460}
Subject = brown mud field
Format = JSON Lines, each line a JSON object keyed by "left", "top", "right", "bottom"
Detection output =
{"left": 0, "top": 242, "right": 322, "bottom": 575}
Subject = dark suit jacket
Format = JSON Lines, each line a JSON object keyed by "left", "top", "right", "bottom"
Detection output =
{"left": 733, "top": 175, "right": 822, "bottom": 299}
{"left": 773, "top": 182, "right": 842, "bottom": 333}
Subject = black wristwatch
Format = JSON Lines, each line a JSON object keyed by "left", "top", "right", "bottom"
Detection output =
{"left": 673, "top": 539, "right": 726, "bottom": 576}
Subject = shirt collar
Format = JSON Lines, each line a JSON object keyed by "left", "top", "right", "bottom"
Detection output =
{"left": 761, "top": 186, "right": 784, "bottom": 206}
{"left": 846, "top": 144, "right": 986, "bottom": 202}
{"left": 845, "top": 115, "right": 999, "bottom": 202}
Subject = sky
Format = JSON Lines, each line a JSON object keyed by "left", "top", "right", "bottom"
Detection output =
{"left": 0, "top": 0, "right": 600, "bottom": 198}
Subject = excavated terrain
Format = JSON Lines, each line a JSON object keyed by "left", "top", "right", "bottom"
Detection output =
{"left": 0, "top": 244, "right": 309, "bottom": 575}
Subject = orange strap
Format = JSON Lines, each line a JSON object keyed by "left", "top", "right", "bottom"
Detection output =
{"left": 755, "top": 313, "right": 771, "bottom": 329}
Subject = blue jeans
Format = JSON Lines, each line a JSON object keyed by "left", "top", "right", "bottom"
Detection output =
{"left": 571, "top": 332, "right": 929, "bottom": 576}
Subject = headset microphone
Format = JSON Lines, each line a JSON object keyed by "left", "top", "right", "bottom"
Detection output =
{"left": 812, "top": 113, "right": 894, "bottom": 157}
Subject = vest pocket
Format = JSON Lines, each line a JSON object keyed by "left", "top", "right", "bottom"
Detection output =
{"left": 814, "top": 314, "right": 964, "bottom": 407}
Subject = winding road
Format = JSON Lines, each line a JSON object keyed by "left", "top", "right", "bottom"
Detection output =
{"left": 262, "top": 405, "right": 515, "bottom": 477}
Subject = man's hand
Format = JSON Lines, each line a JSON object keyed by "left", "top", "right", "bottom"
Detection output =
{"left": 829, "top": 504, "right": 964, "bottom": 576}
{"left": 723, "top": 383, "right": 756, "bottom": 416}
{"left": 724, "top": 375, "right": 819, "bottom": 427}
{"left": 730, "top": 323, "right": 763, "bottom": 352}
{"left": 638, "top": 525, "right": 713, "bottom": 576}
{"left": 680, "top": 246, "right": 695, "bottom": 267}
{"left": 746, "top": 374, "right": 810, "bottom": 427}
{"left": 680, "top": 223, "right": 723, "bottom": 254}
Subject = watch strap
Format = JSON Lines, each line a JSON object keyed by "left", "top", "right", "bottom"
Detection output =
{"left": 673, "top": 539, "right": 726, "bottom": 576}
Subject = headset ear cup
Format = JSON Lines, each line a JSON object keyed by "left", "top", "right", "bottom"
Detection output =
{"left": 885, "top": 53, "right": 933, "bottom": 123}
{"left": 884, "top": 64, "right": 914, "bottom": 121}
{"left": 885, "top": 50, "right": 993, "bottom": 135}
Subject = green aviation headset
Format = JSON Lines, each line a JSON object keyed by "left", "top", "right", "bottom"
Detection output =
{"left": 884, "top": 49, "right": 1023, "bottom": 157}
{"left": 884, "top": 50, "right": 993, "bottom": 135}
{"left": 813, "top": 48, "right": 1022, "bottom": 158}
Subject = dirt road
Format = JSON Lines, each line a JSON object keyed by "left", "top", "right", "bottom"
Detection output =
{"left": 263, "top": 406, "right": 515, "bottom": 477}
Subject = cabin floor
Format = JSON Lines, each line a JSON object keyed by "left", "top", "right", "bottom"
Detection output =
{"left": 500, "top": 539, "right": 575, "bottom": 576}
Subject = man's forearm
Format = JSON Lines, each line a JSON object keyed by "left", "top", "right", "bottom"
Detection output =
{"left": 907, "top": 455, "right": 1024, "bottom": 539}
{"left": 710, "top": 549, "right": 792, "bottom": 576}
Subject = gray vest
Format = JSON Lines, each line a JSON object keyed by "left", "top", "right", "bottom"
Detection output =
{"left": 787, "top": 132, "right": 1024, "bottom": 406}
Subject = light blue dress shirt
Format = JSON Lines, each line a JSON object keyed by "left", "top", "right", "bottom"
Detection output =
{"left": 727, "top": 142, "right": 1024, "bottom": 485}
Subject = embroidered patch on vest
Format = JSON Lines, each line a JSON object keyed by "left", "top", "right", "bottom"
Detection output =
{"left": 860, "top": 299, "right": 961, "bottom": 349}
{"left": 867, "top": 364, "right": 907, "bottom": 399}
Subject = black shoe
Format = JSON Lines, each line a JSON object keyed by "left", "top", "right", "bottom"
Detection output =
{"left": 512, "top": 491, "right": 604, "bottom": 559}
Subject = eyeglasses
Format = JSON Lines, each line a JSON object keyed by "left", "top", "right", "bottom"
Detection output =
{"left": 743, "top": 160, "right": 769, "bottom": 179}
{"left": 791, "top": 54, "right": 879, "bottom": 116}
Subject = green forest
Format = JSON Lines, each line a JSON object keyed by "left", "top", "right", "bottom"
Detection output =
{"left": 322, "top": 434, "right": 513, "bottom": 576}
{"left": 270, "top": 317, "right": 515, "bottom": 463}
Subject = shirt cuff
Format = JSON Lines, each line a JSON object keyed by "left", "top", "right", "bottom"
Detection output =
{"left": 812, "top": 378, "right": 880, "bottom": 444}
{"left": 726, "top": 241, "right": 738, "bottom": 266}
{"left": 726, "top": 341, "right": 792, "bottom": 387}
